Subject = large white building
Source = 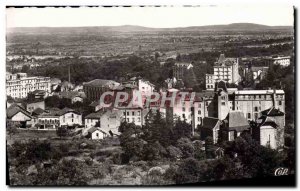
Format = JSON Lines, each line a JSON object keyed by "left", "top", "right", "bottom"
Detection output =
{"left": 206, "top": 54, "right": 241, "bottom": 90}
{"left": 6, "top": 72, "right": 51, "bottom": 99}
{"left": 122, "top": 77, "right": 155, "bottom": 98}
{"left": 233, "top": 89, "right": 285, "bottom": 121}
{"left": 173, "top": 62, "right": 194, "bottom": 81}
{"left": 267, "top": 56, "right": 291, "bottom": 67}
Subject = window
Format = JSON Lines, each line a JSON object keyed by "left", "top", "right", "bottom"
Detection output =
{"left": 198, "top": 110, "right": 201, "bottom": 115}
{"left": 221, "top": 102, "right": 226, "bottom": 106}
{"left": 123, "top": 111, "right": 126, "bottom": 116}
{"left": 132, "top": 111, "right": 135, "bottom": 115}
{"left": 254, "top": 113, "right": 258, "bottom": 120}
{"left": 127, "top": 112, "right": 129, "bottom": 116}
{"left": 247, "top": 113, "right": 251, "bottom": 119}
{"left": 137, "top": 117, "right": 141, "bottom": 122}
{"left": 182, "top": 107, "right": 185, "bottom": 112}
{"left": 254, "top": 107, "right": 258, "bottom": 112}
{"left": 182, "top": 114, "right": 185, "bottom": 119}
{"left": 72, "top": 114, "right": 74, "bottom": 118}
{"left": 132, "top": 118, "right": 135, "bottom": 122}
{"left": 138, "top": 111, "right": 141, "bottom": 116}
{"left": 96, "top": 133, "right": 99, "bottom": 137}
{"left": 279, "top": 101, "right": 282, "bottom": 105}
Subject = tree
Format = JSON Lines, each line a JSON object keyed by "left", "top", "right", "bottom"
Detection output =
{"left": 194, "top": 140, "right": 206, "bottom": 161}
{"left": 119, "top": 122, "right": 144, "bottom": 162}
{"left": 166, "top": 145, "right": 183, "bottom": 161}
{"left": 21, "top": 65, "right": 30, "bottom": 73}
{"left": 56, "top": 127, "right": 68, "bottom": 139}
{"left": 143, "top": 110, "right": 172, "bottom": 147}
{"left": 7, "top": 123, "right": 18, "bottom": 139}
{"left": 175, "top": 158, "right": 201, "bottom": 184}
{"left": 172, "top": 119, "right": 192, "bottom": 142}
{"left": 205, "top": 136, "right": 215, "bottom": 159}
{"left": 225, "top": 134, "right": 285, "bottom": 177}
{"left": 176, "top": 138, "right": 195, "bottom": 159}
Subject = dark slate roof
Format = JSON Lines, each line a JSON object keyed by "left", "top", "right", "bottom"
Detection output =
{"left": 202, "top": 117, "right": 220, "bottom": 129}
{"left": 257, "top": 115, "right": 278, "bottom": 129}
{"left": 89, "top": 101, "right": 100, "bottom": 107}
{"left": 87, "top": 127, "right": 106, "bottom": 134}
{"left": 7, "top": 104, "right": 32, "bottom": 119}
{"left": 84, "top": 79, "right": 117, "bottom": 87}
{"left": 218, "top": 54, "right": 226, "bottom": 63}
{"left": 32, "top": 108, "right": 44, "bottom": 115}
{"left": 85, "top": 110, "right": 105, "bottom": 119}
{"left": 30, "top": 90, "right": 46, "bottom": 94}
{"left": 261, "top": 106, "right": 284, "bottom": 116}
{"left": 59, "top": 107, "right": 81, "bottom": 115}
{"left": 60, "top": 91, "right": 86, "bottom": 99}
{"left": 40, "top": 107, "right": 80, "bottom": 117}
{"left": 26, "top": 99, "right": 44, "bottom": 104}
{"left": 225, "top": 111, "right": 250, "bottom": 132}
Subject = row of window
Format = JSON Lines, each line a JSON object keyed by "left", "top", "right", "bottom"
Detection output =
{"left": 38, "top": 119, "right": 59, "bottom": 124}
{"left": 125, "top": 117, "right": 141, "bottom": 123}
{"left": 236, "top": 95, "right": 284, "bottom": 100}
{"left": 123, "top": 111, "right": 141, "bottom": 116}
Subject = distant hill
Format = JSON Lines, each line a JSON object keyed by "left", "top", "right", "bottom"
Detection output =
{"left": 7, "top": 23, "right": 293, "bottom": 34}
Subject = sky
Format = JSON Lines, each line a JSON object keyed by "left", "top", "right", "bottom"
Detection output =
{"left": 6, "top": 5, "right": 294, "bottom": 28}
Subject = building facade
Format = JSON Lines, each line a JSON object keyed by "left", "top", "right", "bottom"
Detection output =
{"left": 173, "top": 62, "right": 193, "bottom": 81}
{"left": 233, "top": 89, "right": 285, "bottom": 121}
{"left": 83, "top": 79, "right": 120, "bottom": 101}
{"left": 6, "top": 72, "right": 51, "bottom": 99}
{"left": 266, "top": 56, "right": 291, "bottom": 67}
{"left": 206, "top": 54, "right": 241, "bottom": 90}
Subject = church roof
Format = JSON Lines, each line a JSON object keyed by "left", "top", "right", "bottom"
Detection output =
{"left": 224, "top": 111, "right": 250, "bottom": 132}
{"left": 261, "top": 106, "right": 284, "bottom": 116}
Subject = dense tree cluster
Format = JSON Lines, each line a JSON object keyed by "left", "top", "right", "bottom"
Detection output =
{"left": 119, "top": 111, "right": 197, "bottom": 163}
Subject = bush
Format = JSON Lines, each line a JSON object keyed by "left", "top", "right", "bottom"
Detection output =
{"left": 166, "top": 145, "right": 182, "bottom": 161}
{"left": 163, "top": 165, "right": 177, "bottom": 183}
{"left": 112, "top": 151, "right": 123, "bottom": 165}
{"left": 85, "top": 158, "right": 93, "bottom": 166}
{"left": 176, "top": 138, "right": 195, "bottom": 159}
{"left": 133, "top": 161, "right": 148, "bottom": 171}
{"left": 175, "top": 157, "right": 202, "bottom": 184}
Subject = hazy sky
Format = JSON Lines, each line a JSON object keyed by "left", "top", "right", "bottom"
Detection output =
{"left": 6, "top": 6, "right": 294, "bottom": 28}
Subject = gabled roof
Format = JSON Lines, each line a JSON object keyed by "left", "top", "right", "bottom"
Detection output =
{"left": 174, "top": 62, "right": 193, "bottom": 69}
{"left": 89, "top": 100, "right": 100, "bottom": 107}
{"left": 261, "top": 106, "right": 284, "bottom": 116}
{"left": 30, "top": 90, "right": 46, "bottom": 95}
{"left": 257, "top": 115, "right": 278, "bottom": 129}
{"left": 202, "top": 117, "right": 220, "bottom": 129}
{"left": 59, "top": 107, "right": 81, "bottom": 115}
{"left": 87, "top": 127, "right": 106, "bottom": 134}
{"left": 26, "top": 99, "right": 44, "bottom": 104}
{"left": 7, "top": 104, "right": 32, "bottom": 119}
{"left": 83, "top": 79, "right": 118, "bottom": 87}
{"left": 224, "top": 111, "right": 249, "bottom": 132}
{"left": 85, "top": 110, "right": 105, "bottom": 119}
{"left": 39, "top": 107, "right": 80, "bottom": 117}
{"left": 32, "top": 108, "right": 44, "bottom": 115}
{"left": 60, "top": 91, "right": 86, "bottom": 99}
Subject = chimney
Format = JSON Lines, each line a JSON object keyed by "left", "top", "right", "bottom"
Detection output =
{"left": 272, "top": 87, "right": 277, "bottom": 109}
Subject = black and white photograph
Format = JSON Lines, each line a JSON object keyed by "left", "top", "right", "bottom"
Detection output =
{"left": 5, "top": 4, "right": 295, "bottom": 186}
